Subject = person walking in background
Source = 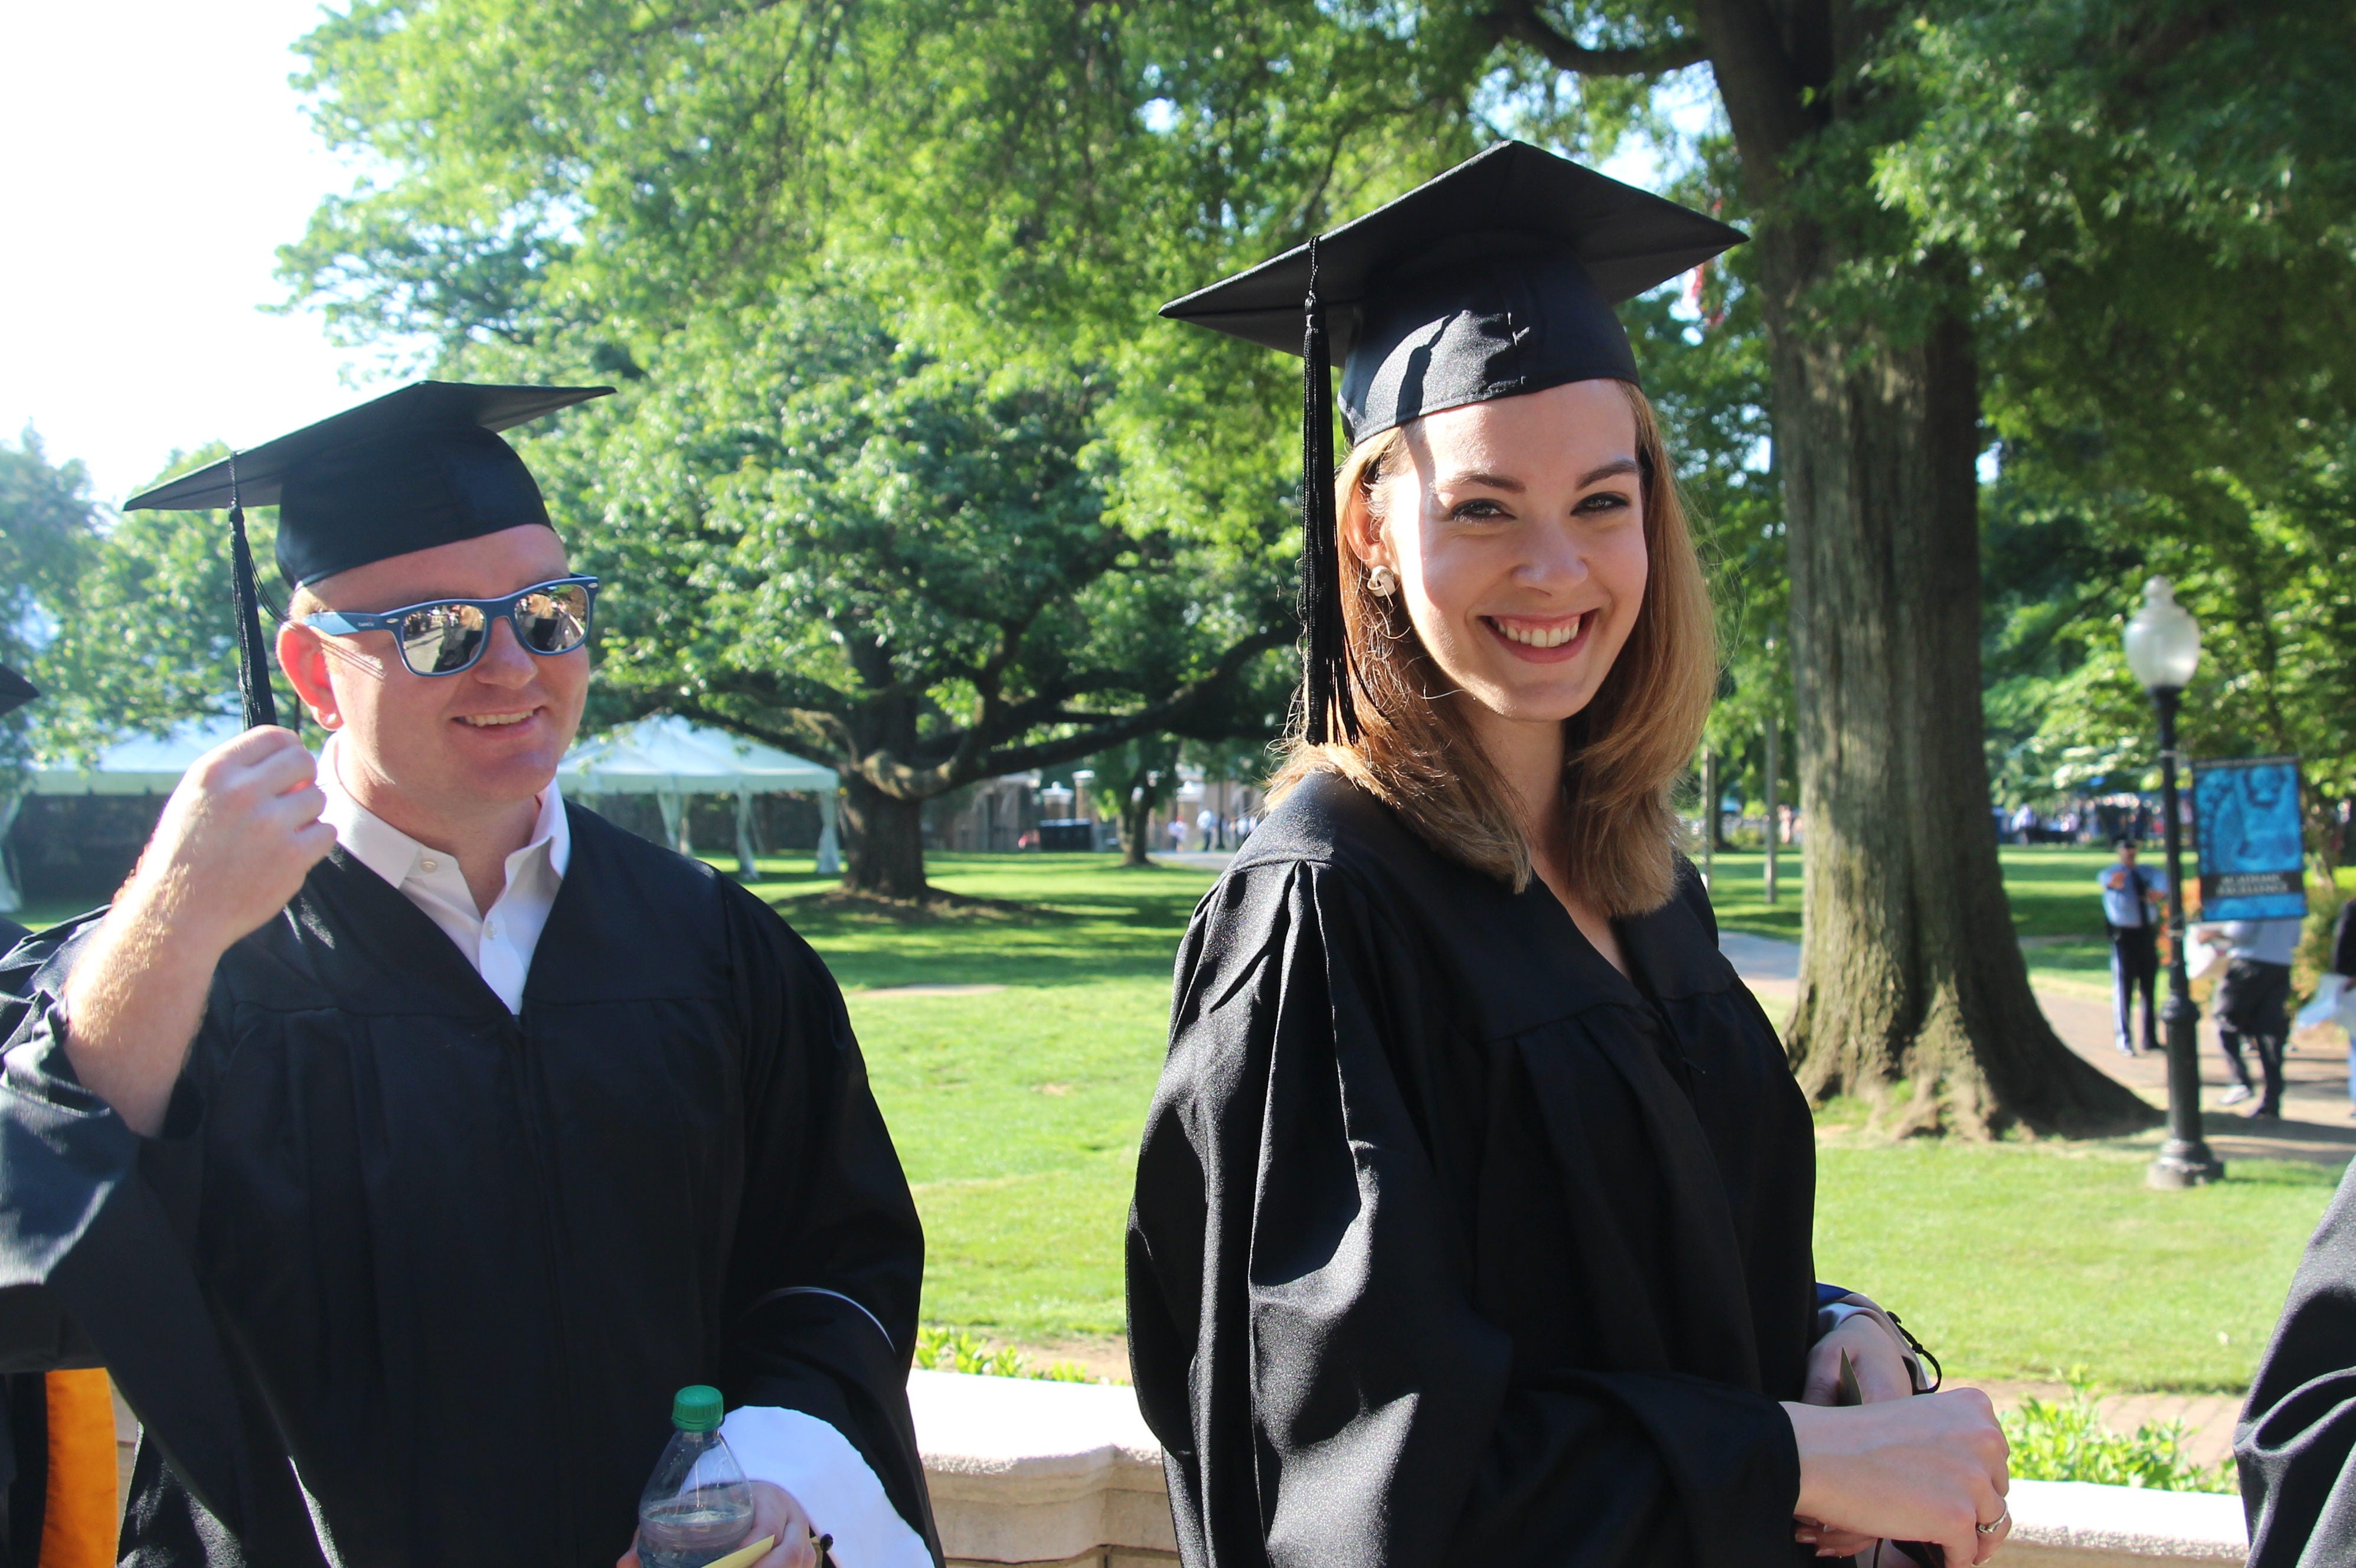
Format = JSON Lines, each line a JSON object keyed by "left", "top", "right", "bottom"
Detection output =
{"left": 2202, "top": 914, "right": 2302, "bottom": 1118}
{"left": 2099, "top": 837, "right": 2165, "bottom": 1056}
{"left": 1196, "top": 806, "right": 1218, "bottom": 852}
{"left": 2308, "top": 899, "right": 2356, "bottom": 1119}
{"left": 2339, "top": 901, "right": 2356, "bottom": 1119}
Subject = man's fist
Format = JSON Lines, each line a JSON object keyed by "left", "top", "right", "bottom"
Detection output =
{"left": 135, "top": 726, "right": 336, "bottom": 956}
{"left": 64, "top": 726, "right": 338, "bottom": 1135}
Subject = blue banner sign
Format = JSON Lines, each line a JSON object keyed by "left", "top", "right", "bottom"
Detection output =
{"left": 2190, "top": 755, "right": 2308, "bottom": 921}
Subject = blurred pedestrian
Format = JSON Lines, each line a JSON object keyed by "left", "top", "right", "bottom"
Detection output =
{"left": 2203, "top": 916, "right": 2302, "bottom": 1118}
{"left": 2099, "top": 837, "right": 2165, "bottom": 1056}
{"left": 2340, "top": 901, "right": 2356, "bottom": 1119}
{"left": 2302, "top": 900, "right": 2356, "bottom": 1118}
{"left": 1197, "top": 806, "right": 1218, "bottom": 851}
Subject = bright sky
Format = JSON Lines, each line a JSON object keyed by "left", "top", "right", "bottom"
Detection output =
{"left": 0, "top": 0, "right": 394, "bottom": 510}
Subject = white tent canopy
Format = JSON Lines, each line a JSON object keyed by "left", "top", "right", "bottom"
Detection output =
{"left": 558, "top": 716, "right": 840, "bottom": 874}
{"left": 24, "top": 716, "right": 249, "bottom": 796}
{"left": 3, "top": 714, "right": 838, "bottom": 913}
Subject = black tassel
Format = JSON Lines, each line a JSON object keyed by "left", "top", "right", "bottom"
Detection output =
{"left": 1299, "top": 237, "right": 1357, "bottom": 744}
{"left": 227, "top": 456, "right": 279, "bottom": 731}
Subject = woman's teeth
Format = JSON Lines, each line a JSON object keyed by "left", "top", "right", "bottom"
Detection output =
{"left": 459, "top": 711, "right": 532, "bottom": 727}
{"left": 1492, "top": 613, "right": 1587, "bottom": 649}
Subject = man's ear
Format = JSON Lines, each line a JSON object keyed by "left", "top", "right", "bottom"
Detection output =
{"left": 276, "top": 622, "right": 342, "bottom": 730}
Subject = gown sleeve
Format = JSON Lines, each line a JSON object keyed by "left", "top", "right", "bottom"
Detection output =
{"left": 0, "top": 916, "right": 262, "bottom": 1533}
{"left": 1126, "top": 860, "right": 1801, "bottom": 1568}
{"left": 712, "top": 886, "right": 942, "bottom": 1567}
{"left": 2237, "top": 1155, "right": 2356, "bottom": 1565}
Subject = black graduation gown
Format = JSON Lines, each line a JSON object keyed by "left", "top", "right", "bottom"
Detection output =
{"left": 0, "top": 910, "right": 44, "bottom": 1568}
{"left": 1126, "top": 773, "right": 1817, "bottom": 1568}
{"left": 2237, "top": 1154, "right": 2356, "bottom": 1565}
{"left": 0, "top": 806, "right": 941, "bottom": 1567}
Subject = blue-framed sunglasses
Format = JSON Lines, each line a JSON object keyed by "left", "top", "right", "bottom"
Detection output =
{"left": 302, "top": 576, "right": 599, "bottom": 678}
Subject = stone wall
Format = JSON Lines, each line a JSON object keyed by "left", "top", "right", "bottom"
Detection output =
{"left": 911, "top": 1373, "right": 2250, "bottom": 1568}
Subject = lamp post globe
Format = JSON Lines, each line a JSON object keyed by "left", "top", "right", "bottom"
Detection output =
{"left": 2123, "top": 577, "right": 2222, "bottom": 1190}
{"left": 2123, "top": 577, "right": 2202, "bottom": 693}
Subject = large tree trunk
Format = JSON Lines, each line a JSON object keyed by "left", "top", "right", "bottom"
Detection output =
{"left": 1121, "top": 783, "right": 1159, "bottom": 867}
{"left": 1679, "top": 0, "right": 2158, "bottom": 1138}
{"left": 840, "top": 776, "right": 930, "bottom": 900}
{"left": 1756, "top": 227, "right": 2154, "bottom": 1136}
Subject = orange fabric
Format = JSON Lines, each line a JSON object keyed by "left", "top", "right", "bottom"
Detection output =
{"left": 38, "top": 1370, "right": 116, "bottom": 1568}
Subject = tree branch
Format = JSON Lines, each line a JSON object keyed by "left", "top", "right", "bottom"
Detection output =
{"left": 1488, "top": 2, "right": 1709, "bottom": 77}
{"left": 1689, "top": 0, "right": 1818, "bottom": 181}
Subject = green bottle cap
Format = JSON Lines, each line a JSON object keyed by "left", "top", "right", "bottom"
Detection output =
{"left": 671, "top": 1384, "right": 725, "bottom": 1433}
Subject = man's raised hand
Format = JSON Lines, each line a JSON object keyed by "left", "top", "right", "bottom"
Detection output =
{"left": 138, "top": 726, "right": 337, "bottom": 953}
{"left": 62, "top": 726, "right": 335, "bottom": 1135}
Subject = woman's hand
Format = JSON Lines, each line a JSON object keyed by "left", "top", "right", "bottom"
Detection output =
{"left": 1792, "top": 1315, "right": 1919, "bottom": 1557}
{"left": 1802, "top": 1314, "right": 1915, "bottom": 1406}
{"left": 1785, "top": 1391, "right": 2012, "bottom": 1566}
{"left": 616, "top": 1482, "right": 820, "bottom": 1568}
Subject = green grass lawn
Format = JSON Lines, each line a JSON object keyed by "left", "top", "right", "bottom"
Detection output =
{"left": 759, "top": 853, "right": 1214, "bottom": 1340}
{"left": 1817, "top": 1140, "right": 2335, "bottom": 1391}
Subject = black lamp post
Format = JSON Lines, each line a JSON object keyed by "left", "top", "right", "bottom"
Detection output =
{"left": 2123, "top": 577, "right": 2224, "bottom": 1190}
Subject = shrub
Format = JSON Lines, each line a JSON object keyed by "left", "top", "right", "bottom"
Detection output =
{"left": 2001, "top": 1373, "right": 2235, "bottom": 1494}
{"left": 915, "top": 1325, "right": 1096, "bottom": 1383}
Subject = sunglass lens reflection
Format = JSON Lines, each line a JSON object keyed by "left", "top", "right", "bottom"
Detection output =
{"left": 398, "top": 603, "right": 489, "bottom": 674}
{"left": 515, "top": 585, "right": 591, "bottom": 654}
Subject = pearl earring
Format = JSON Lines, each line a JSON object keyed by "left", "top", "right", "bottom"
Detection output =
{"left": 1367, "top": 564, "right": 1398, "bottom": 597}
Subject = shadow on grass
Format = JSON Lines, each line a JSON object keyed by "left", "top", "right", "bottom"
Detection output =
{"left": 747, "top": 851, "right": 1220, "bottom": 991}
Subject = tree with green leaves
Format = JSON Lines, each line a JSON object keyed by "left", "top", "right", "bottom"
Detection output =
{"left": 1888, "top": 0, "right": 2356, "bottom": 877}
{"left": 506, "top": 296, "right": 1290, "bottom": 898}
{"left": 283, "top": 0, "right": 2353, "bottom": 1129}
{"left": 0, "top": 432, "right": 99, "bottom": 782}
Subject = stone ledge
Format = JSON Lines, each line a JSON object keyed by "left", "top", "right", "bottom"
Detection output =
{"left": 2007, "top": 1478, "right": 2246, "bottom": 1564}
{"left": 911, "top": 1371, "right": 1176, "bottom": 1565}
{"left": 911, "top": 1372, "right": 2253, "bottom": 1567}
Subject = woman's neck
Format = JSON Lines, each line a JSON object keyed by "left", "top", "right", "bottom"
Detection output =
{"left": 1465, "top": 703, "right": 1629, "bottom": 976}
{"left": 1466, "top": 704, "right": 1569, "bottom": 852}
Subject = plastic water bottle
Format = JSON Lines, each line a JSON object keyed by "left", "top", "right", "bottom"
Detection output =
{"left": 637, "top": 1385, "right": 757, "bottom": 1568}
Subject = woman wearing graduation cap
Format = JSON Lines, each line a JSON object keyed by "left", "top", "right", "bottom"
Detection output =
{"left": 1126, "top": 142, "right": 2011, "bottom": 1568}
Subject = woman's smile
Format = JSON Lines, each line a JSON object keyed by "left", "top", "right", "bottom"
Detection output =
{"left": 1483, "top": 610, "right": 1596, "bottom": 662}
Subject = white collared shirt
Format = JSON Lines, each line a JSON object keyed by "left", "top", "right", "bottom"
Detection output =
{"left": 316, "top": 734, "right": 568, "bottom": 1013}
{"left": 309, "top": 734, "right": 928, "bottom": 1567}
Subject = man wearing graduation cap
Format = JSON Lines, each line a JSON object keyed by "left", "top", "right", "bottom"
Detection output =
{"left": 0, "top": 386, "right": 940, "bottom": 1567}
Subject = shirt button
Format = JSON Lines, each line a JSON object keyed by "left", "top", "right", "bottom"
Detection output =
{"left": 485, "top": 920, "right": 499, "bottom": 937}
{"left": 421, "top": 858, "right": 438, "bottom": 872}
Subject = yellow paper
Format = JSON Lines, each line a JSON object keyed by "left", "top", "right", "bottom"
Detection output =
{"left": 701, "top": 1535, "right": 778, "bottom": 1568}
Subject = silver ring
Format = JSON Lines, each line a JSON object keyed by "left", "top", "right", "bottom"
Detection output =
{"left": 1976, "top": 1507, "right": 2010, "bottom": 1535}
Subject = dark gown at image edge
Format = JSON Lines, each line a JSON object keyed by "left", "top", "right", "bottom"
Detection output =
{"left": 2238, "top": 1152, "right": 2356, "bottom": 1566}
{"left": 0, "top": 806, "right": 940, "bottom": 1567}
{"left": 1127, "top": 772, "right": 1819, "bottom": 1568}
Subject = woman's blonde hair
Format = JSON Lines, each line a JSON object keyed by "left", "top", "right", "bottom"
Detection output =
{"left": 1269, "top": 381, "right": 1716, "bottom": 916}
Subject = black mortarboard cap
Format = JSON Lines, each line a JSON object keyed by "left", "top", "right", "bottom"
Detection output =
{"left": 123, "top": 381, "right": 613, "bottom": 732}
{"left": 0, "top": 666, "right": 35, "bottom": 720}
{"left": 1161, "top": 142, "right": 1743, "bottom": 742}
